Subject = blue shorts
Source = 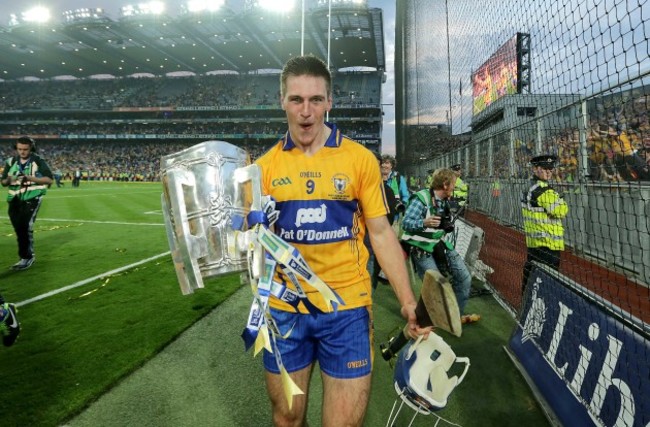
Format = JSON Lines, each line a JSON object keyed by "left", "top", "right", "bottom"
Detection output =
{"left": 263, "top": 306, "right": 373, "bottom": 379}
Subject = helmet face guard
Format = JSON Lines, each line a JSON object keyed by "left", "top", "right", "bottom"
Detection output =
{"left": 393, "top": 333, "right": 470, "bottom": 414}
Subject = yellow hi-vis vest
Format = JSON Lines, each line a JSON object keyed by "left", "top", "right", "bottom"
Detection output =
{"left": 453, "top": 177, "right": 468, "bottom": 206}
{"left": 425, "top": 174, "right": 433, "bottom": 188}
{"left": 521, "top": 179, "right": 568, "bottom": 250}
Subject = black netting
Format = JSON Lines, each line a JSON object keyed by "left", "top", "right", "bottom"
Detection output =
{"left": 396, "top": 0, "right": 649, "bottom": 424}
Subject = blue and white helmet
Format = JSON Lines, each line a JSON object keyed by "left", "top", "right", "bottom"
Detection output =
{"left": 393, "top": 333, "right": 470, "bottom": 414}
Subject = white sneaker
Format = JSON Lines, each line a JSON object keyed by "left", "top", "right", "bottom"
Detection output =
{"left": 11, "top": 258, "right": 34, "bottom": 271}
{"left": 1, "top": 303, "right": 20, "bottom": 346}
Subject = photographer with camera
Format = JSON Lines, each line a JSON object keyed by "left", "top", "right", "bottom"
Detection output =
{"left": 380, "top": 155, "right": 409, "bottom": 221}
{"left": 0, "top": 136, "right": 53, "bottom": 271}
{"left": 401, "top": 168, "right": 480, "bottom": 325}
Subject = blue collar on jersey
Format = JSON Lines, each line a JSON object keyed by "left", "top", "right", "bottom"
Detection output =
{"left": 281, "top": 121, "right": 342, "bottom": 150}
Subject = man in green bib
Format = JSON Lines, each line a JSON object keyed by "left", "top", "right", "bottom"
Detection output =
{"left": 1, "top": 137, "right": 53, "bottom": 271}
{"left": 401, "top": 168, "right": 480, "bottom": 325}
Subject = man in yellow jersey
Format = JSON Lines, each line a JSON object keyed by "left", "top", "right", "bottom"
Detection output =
{"left": 255, "top": 55, "right": 430, "bottom": 427}
{"left": 521, "top": 154, "right": 569, "bottom": 292}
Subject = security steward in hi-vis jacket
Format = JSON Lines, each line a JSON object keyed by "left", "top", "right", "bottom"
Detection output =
{"left": 0, "top": 136, "right": 53, "bottom": 271}
{"left": 451, "top": 164, "right": 468, "bottom": 207}
{"left": 450, "top": 163, "right": 468, "bottom": 215}
{"left": 521, "top": 154, "right": 568, "bottom": 291}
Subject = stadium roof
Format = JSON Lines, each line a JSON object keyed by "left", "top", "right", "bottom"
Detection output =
{"left": 0, "top": 3, "right": 385, "bottom": 81}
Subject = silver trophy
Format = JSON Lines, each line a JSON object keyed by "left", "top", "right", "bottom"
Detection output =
{"left": 161, "top": 140, "right": 254, "bottom": 294}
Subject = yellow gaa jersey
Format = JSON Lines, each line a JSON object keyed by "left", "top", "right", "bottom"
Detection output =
{"left": 255, "top": 122, "right": 389, "bottom": 313}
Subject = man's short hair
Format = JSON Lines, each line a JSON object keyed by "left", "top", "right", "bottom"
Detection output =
{"left": 16, "top": 136, "right": 37, "bottom": 153}
{"left": 430, "top": 168, "right": 456, "bottom": 190}
{"left": 451, "top": 164, "right": 462, "bottom": 171}
{"left": 280, "top": 55, "right": 331, "bottom": 98}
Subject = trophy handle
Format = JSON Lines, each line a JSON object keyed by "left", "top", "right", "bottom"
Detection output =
{"left": 164, "top": 169, "right": 208, "bottom": 294}
{"left": 234, "top": 164, "right": 264, "bottom": 278}
{"left": 234, "top": 164, "right": 262, "bottom": 211}
{"left": 162, "top": 193, "right": 192, "bottom": 295}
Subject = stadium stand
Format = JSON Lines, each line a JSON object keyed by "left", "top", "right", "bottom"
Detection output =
{"left": 0, "top": 1, "right": 386, "bottom": 180}
{"left": 0, "top": 72, "right": 383, "bottom": 179}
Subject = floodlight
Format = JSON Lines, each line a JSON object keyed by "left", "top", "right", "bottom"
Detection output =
{"left": 63, "top": 8, "right": 107, "bottom": 23}
{"left": 22, "top": 6, "right": 51, "bottom": 23}
{"left": 120, "top": 1, "right": 165, "bottom": 17}
{"left": 186, "top": 0, "right": 225, "bottom": 13}
{"left": 256, "top": 0, "right": 295, "bottom": 12}
{"left": 146, "top": 1, "right": 165, "bottom": 14}
{"left": 317, "top": 0, "right": 366, "bottom": 6}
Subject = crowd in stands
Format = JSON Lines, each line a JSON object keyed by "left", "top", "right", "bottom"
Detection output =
{"left": 553, "top": 93, "right": 648, "bottom": 182}
{"left": 488, "top": 92, "right": 650, "bottom": 182}
{"left": 0, "top": 73, "right": 382, "bottom": 177}
{"left": 0, "top": 72, "right": 382, "bottom": 111}
{"left": 0, "top": 122, "right": 288, "bottom": 138}
{"left": 0, "top": 121, "right": 379, "bottom": 139}
{"left": 1, "top": 73, "right": 647, "bottom": 184}
{"left": 0, "top": 139, "right": 277, "bottom": 183}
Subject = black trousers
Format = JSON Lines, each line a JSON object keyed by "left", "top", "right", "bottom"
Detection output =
{"left": 522, "top": 246, "right": 561, "bottom": 293}
{"left": 8, "top": 196, "right": 43, "bottom": 260}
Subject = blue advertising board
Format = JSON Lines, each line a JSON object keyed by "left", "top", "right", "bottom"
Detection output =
{"left": 510, "top": 266, "right": 649, "bottom": 426}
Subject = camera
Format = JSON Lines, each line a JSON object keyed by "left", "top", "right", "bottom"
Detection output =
{"left": 14, "top": 173, "right": 29, "bottom": 187}
{"left": 436, "top": 207, "right": 455, "bottom": 233}
{"left": 438, "top": 216, "right": 455, "bottom": 233}
{"left": 395, "top": 201, "right": 406, "bottom": 214}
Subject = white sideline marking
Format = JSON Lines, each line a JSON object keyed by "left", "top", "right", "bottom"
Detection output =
{"left": 52, "top": 191, "right": 160, "bottom": 199}
{"left": 16, "top": 251, "right": 171, "bottom": 308}
{"left": 0, "top": 217, "right": 164, "bottom": 226}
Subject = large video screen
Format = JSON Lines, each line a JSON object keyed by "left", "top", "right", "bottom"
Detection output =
{"left": 471, "top": 34, "right": 519, "bottom": 115}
